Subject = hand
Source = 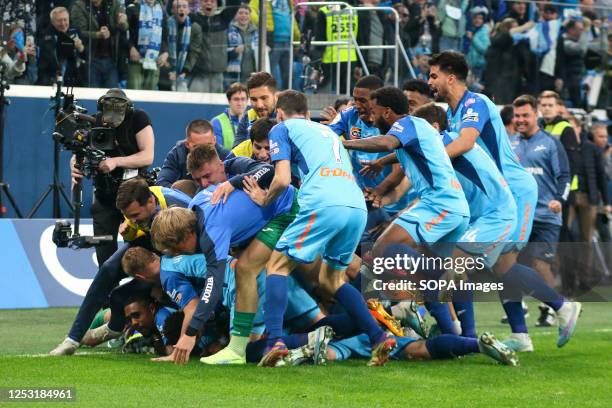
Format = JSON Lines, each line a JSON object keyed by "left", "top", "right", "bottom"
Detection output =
{"left": 364, "top": 187, "right": 383, "bottom": 208}
{"left": 118, "top": 221, "right": 129, "bottom": 236}
{"left": 235, "top": 44, "right": 244, "bottom": 54}
{"left": 130, "top": 47, "right": 141, "bottom": 62}
{"left": 319, "top": 106, "right": 338, "bottom": 125}
{"left": 243, "top": 176, "right": 268, "bottom": 206}
{"left": 70, "top": 156, "right": 84, "bottom": 187}
{"left": 117, "top": 13, "right": 128, "bottom": 28}
{"left": 465, "top": 31, "right": 473, "bottom": 40}
{"left": 359, "top": 159, "right": 384, "bottom": 179}
{"left": 548, "top": 200, "right": 562, "bottom": 213}
{"left": 98, "top": 157, "right": 118, "bottom": 174}
{"left": 172, "top": 334, "right": 196, "bottom": 364}
{"left": 169, "top": 71, "right": 177, "bottom": 82}
{"left": 99, "top": 26, "right": 111, "bottom": 40}
{"left": 25, "top": 44, "right": 36, "bottom": 58}
{"left": 211, "top": 181, "right": 235, "bottom": 204}
{"left": 554, "top": 78, "right": 563, "bottom": 92}
{"left": 73, "top": 36, "right": 84, "bottom": 53}
{"left": 151, "top": 354, "right": 175, "bottom": 362}
{"left": 605, "top": 205, "right": 612, "bottom": 214}
{"left": 157, "top": 52, "right": 169, "bottom": 67}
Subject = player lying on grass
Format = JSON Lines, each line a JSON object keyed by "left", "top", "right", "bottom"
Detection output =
{"left": 50, "top": 179, "right": 192, "bottom": 356}
{"left": 121, "top": 247, "right": 324, "bottom": 363}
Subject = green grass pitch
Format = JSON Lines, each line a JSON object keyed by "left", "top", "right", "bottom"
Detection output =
{"left": 0, "top": 301, "right": 610, "bottom": 407}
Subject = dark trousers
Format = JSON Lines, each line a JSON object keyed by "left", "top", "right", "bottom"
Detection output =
{"left": 67, "top": 236, "right": 153, "bottom": 342}
{"left": 91, "top": 194, "right": 123, "bottom": 266}
{"left": 89, "top": 57, "right": 119, "bottom": 88}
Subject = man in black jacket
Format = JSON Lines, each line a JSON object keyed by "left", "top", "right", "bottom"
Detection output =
{"left": 37, "top": 6, "right": 85, "bottom": 86}
{"left": 189, "top": 0, "right": 241, "bottom": 93}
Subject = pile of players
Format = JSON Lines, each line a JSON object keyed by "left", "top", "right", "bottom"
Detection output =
{"left": 50, "top": 51, "right": 582, "bottom": 368}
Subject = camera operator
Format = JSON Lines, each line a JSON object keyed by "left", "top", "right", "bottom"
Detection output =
{"left": 71, "top": 88, "right": 154, "bottom": 266}
{"left": 36, "top": 6, "right": 86, "bottom": 86}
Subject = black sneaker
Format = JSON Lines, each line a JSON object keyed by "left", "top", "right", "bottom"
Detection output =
{"left": 500, "top": 303, "right": 529, "bottom": 324}
{"left": 535, "top": 305, "right": 556, "bottom": 327}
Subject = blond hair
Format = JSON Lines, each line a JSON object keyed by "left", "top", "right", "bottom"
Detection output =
{"left": 121, "top": 247, "right": 158, "bottom": 277}
{"left": 150, "top": 207, "right": 197, "bottom": 253}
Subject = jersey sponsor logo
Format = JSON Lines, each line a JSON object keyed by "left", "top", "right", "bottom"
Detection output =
{"left": 464, "top": 97, "right": 476, "bottom": 107}
{"left": 319, "top": 166, "right": 355, "bottom": 181}
{"left": 525, "top": 167, "right": 544, "bottom": 175}
{"left": 462, "top": 108, "right": 479, "bottom": 123}
{"left": 201, "top": 276, "right": 214, "bottom": 303}
{"left": 533, "top": 145, "right": 547, "bottom": 152}
{"left": 349, "top": 126, "right": 361, "bottom": 140}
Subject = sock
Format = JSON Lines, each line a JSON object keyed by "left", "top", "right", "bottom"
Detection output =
{"left": 263, "top": 275, "right": 288, "bottom": 341}
{"left": 283, "top": 333, "right": 308, "bottom": 349}
{"left": 311, "top": 313, "right": 360, "bottom": 338}
{"left": 504, "top": 264, "right": 564, "bottom": 311}
{"left": 231, "top": 312, "right": 255, "bottom": 337}
{"left": 425, "top": 301, "right": 457, "bottom": 335}
{"left": 334, "top": 283, "right": 384, "bottom": 345}
{"left": 425, "top": 334, "right": 479, "bottom": 359}
{"left": 453, "top": 288, "right": 476, "bottom": 338}
{"left": 499, "top": 276, "right": 528, "bottom": 334}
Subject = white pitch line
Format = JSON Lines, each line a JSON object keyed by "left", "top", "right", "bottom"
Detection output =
{"left": 2, "top": 351, "right": 107, "bottom": 358}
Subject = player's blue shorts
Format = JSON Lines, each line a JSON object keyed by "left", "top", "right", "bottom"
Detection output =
{"left": 503, "top": 186, "right": 537, "bottom": 253}
{"left": 276, "top": 206, "right": 367, "bottom": 270}
{"left": 455, "top": 211, "right": 517, "bottom": 269}
{"left": 393, "top": 202, "right": 469, "bottom": 245}
{"left": 328, "top": 334, "right": 417, "bottom": 361}
{"left": 226, "top": 269, "right": 320, "bottom": 335}
{"left": 522, "top": 221, "right": 561, "bottom": 263}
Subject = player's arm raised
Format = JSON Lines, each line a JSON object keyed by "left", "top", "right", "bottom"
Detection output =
{"left": 244, "top": 160, "right": 291, "bottom": 207}
{"left": 343, "top": 134, "right": 400, "bottom": 153}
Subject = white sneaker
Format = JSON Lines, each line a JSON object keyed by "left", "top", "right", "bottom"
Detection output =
{"left": 556, "top": 301, "right": 582, "bottom": 348}
{"left": 81, "top": 323, "right": 121, "bottom": 347}
{"left": 49, "top": 338, "right": 79, "bottom": 356}
{"left": 502, "top": 333, "right": 534, "bottom": 352}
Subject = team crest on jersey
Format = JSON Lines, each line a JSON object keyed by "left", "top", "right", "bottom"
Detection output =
{"left": 350, "top": 126, "right": 361, "bottom": 140}
{"left": 270, "top": 140, "right": 280, "bottom": 155}
{"left": 462, "top": 108, "right": 479, "bottom": 123}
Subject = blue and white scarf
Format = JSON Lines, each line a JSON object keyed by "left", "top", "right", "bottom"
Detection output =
{"left": 167, "top": 15, "right": 191, "bottom": 74}
{"left": 138, "top": 1, "right": 164, "bottom": 70}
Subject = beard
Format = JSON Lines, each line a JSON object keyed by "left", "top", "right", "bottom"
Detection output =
{"left": 375, "top": 117, "right": 391, "bottom": 134}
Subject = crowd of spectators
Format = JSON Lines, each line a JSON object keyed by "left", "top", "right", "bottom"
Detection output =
{"left": 0, "top": 0, "right": 609, "bottom": 108}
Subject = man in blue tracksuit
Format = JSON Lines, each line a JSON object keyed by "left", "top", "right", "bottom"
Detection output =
{"left": 510, "top": 95, "right": 570, "bottom": 327}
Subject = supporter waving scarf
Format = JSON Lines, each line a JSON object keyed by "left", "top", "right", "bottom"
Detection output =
{"left": 167, "top": 15, "right": 191, "bottom": 74}
{"left": 138, "top": 1, "right": 164, "bottom": 70}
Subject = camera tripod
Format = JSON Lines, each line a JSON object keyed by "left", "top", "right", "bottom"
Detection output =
{"left": 27, "top": 77, "right": 73, "bottom": 218}
{"left": 0, "top": 64, "right": 23, "bottom": 218}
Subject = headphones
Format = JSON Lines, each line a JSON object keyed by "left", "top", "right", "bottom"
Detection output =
{"left": 97, "top": 88, "right": 134, "bottom": 113}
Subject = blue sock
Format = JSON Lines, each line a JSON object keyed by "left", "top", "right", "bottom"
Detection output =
{"left": 499, "top": 282, "right": 528, "bottom": 334}
{"left": 453, "top": 290, "right": 476, "bottom": 338}
{"left": 311, "top": 313, "right": 360, "bottom": 338}
{"left": 425, "top": 334, "right": 479, "bottom": 359}
{"left": 283, "top": 333, "right": 308, "bottom": 349}
{"left": 505, "top": 264, "right": 564, "bottom": 311}
{"left": 334, "top": 283, "right": 383, "bottom": 345}
{"left": 425, "top": 301, "right": 457, "bottom": 334}
{"left": 264, "top": 275, "right": 288, "bottom": 341}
